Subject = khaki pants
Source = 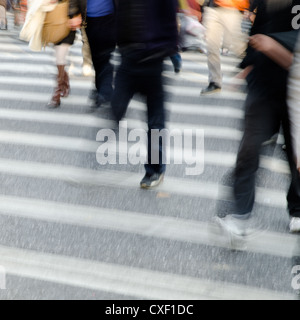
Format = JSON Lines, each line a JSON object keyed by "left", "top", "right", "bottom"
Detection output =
{"left": 0, "top": 5, "right": 6, "bottom": 28}
{"left": 203, "top": 7, "right": 247, "bottom": 87}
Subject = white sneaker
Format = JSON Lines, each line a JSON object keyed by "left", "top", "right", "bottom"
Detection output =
{"left": 82, "top": 64, "right": 93, "bottom": 77}
{"left": 215, "top": 215, "right": 248, "bottom": 236}
{"left": 290, "top": 218, "right": 300, "bottom": 233}
{"left": 214, "top": 215, "right": 254, "bottom": 250}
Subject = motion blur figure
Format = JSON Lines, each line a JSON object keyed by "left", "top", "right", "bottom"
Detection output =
{"left": 288, "top": 32, "right": 300, "bottom": 232}
{"left": 69, "top": 0, "right": 116, "bottom": 109}
{"left": 20, "top": 0, "right": 76, "bottom": 108}
{"left": 215, "top": 0, "right": 300, "bottom": 242}
{"left": 201, "top": 0, "right": 249, "bottom": 95}
{"left": 111, "top": 0, "right": 178, "bottom": 189}
{"left": 0, "top": 0, "right": 7, "bottom": 29}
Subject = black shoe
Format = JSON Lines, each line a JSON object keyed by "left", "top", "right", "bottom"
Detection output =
{"left": 88, "top": 89, "right": 98, "bottom": 103}
{"left": 140, "top": 173, "right": 164, "bottom": 189}
{"left": 201, "top": 83, "right": 221, "bottom": 96}
{"left": 262, "top": 133, "right": 278, "bottom": 146}
{"left": 90, "top": 94, "right": 110, "bottom": 110}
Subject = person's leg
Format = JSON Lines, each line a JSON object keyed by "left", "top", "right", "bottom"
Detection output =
{"left": 170, "top": 52, "right": 182, "bottom": 73}
{"left": 234, "top": 96, "right": 280, "bottom": 217}
{"left": 0, "top": 5, "right": 7, "bottom": 29}
{"left": 202, "top": 7, "right": 223, "bottom": 92}
{"left": 48, "top": 43, "right": 71, "bottom": 108}
{"left": 86, "top": 15, "right": 116, "bottom": 107}
{"left": 221, "top": 8, "right": 247, "bottom": 59}
{"left": 111, "top": 58, "right": 136, "bottom": 122}
{"left": 215, "top": 95, "right": 280, "bottom": 242}
{"left": 280, "top": 101, "right": 300, "bottom": 233}
{"left": 81, "top": 27, "right": 93, "bottom": 77}
{"left": 142, "top": 60, "right": 166, "bottom": 184}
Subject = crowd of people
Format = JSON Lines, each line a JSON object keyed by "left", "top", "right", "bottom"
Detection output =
{"left": 0, "top": 0, "right": 28, "bottom": 29}
{"left": 2, "top": 0, "right": 300, "bottom": 244}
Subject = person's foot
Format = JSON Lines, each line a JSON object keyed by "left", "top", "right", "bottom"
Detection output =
{"left": 173, "top": 58, "right": 182, "bottom": 74}
{"left": 290, "top": 217, "right": 300, "bottom": 233}
{"left": 82, "top": 64, "right": 93, "bottom": 77}
{"left": 170, "top": 54, "right": 182, "bottom": 74}
{"left": 262, "top": 133, "right": 279, "bottom": 146}
{"left": 90, "top": 94, "right": 110, "bottom": 110}
{"left": 0, "top": 22, "right": 7, "bottom": 30}
{"left": 201, "top": 83, "right": 221, "bottom": 95}
{"left": 140, "top": 173, "right": 164, "bottom": 189}
{"left": 214, "top": 215, "right": 249, "bottom": 250}
{"left": 89, "top": 89, "right": 98, "bottom": 103}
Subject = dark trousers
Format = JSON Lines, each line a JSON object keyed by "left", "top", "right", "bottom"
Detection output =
{"left": 85, "top": 14, "right": 116, "bottom": 102}
{"left": 234, "top": 92, "right": 300, "bottom": 218}
{"left": 111, "top": 55, "right": 166, "bottom": 176}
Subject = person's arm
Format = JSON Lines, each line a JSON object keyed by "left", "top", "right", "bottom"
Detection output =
{"left": 68, "top": 0, "right": 85, "bottom": 30}
{"left": 249, "top": 34, "right": 294, "bottom": 70}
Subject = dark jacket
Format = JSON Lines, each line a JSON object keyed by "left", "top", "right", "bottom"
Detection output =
{"left": 241, "top": 0, "right": 300, "bottom": 99}
{"left": 68, "top": 0, "right": 87, "bottom": 18}
{"left": 115, "top": 0, "right": 178, "bottom": 60}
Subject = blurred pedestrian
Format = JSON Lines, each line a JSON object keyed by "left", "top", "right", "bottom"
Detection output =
{"left": 0, "top": 0, "right": 7, "bottom": 29}
{"left": 20, "top": 0, "right": 76, "bottom": 108}
{"left": 178, "top": 0, "right": 206, "bottom": 53}
{"left": 215, "top": 0, "right": 300, "bottom": 242}
{"left": 81, "top": 27, "right": 93, "bottom": 77}
{"left": 14, "top": 0, "right": 27, "bottom": 26}
{"left": 201, "top": 0, "right": 249, "bottom": 95}
{"left": 111, "top": 0, "right": 178, "bottom": 189}
{"left": 69, "top": 0, "right": 116, "bottom": 109}
{"left": 287, "top": 32, "right": 300, "bottom": 232}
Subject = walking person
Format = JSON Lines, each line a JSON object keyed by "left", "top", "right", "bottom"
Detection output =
{"left": 287, "top": 32, "right": 300, "bottom": 232}
{"left": 215, "top": 0, "right": 300, "bottom": 244}
{"left": 81, "top": 27, "right": 93, "bottom": 77}
{"left": 111, "top": 0, "right": 178, "bottom": 189}
{"left": 0, "top": 0, "right": 7, "bottom": 29}
{"left": 201, "top": 0, "right": 249, "bottom": 95}
{"left": 68, "top": 0, "right": 116, "bottom": 109}
{"left": 20, "top": 0, "right": 76, "bottom": 108}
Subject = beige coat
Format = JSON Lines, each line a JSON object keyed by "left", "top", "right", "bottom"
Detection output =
{"left": 20, "top": 0, "right": 57, "bottom": 51}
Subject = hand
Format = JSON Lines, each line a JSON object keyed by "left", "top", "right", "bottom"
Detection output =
{"left": 68, "top": 15, "right": 82, "bottom": 31}
{"left": 249, "top": 34, "right": 276, "bottom": 54}
{"left": 235, "top": 66, "right": 253, "bottom": 80}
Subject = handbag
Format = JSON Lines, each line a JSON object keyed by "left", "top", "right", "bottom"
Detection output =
{"left": 42, "top": 0, "right": 70, "bottom": 47}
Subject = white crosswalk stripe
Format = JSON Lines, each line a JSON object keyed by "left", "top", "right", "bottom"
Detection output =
{"left": 0, "top": 14, "right": 299, "bottom": 300}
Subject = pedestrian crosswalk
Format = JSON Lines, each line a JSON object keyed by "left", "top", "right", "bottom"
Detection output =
{"left": 0, "top": 14, "right": 299, "bottom": 300}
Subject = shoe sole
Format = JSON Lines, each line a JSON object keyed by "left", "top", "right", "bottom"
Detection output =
{"left": 289, "top": 227, "right": 300, "bottom": 234}
{"left": 201, "top": 89, "right": 222, "bottom": 96}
